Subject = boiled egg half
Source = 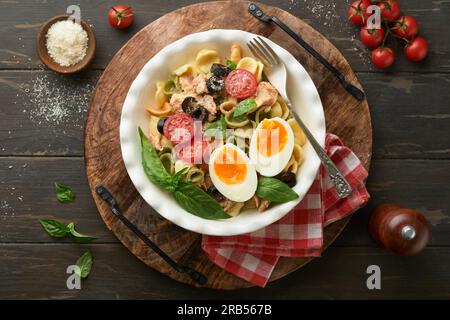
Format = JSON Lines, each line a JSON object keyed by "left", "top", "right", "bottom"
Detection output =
{"left": 249, "top": 117, "right": 294, "bottom": 177}
{"left": 209, "top": 143, "right": 257, "bottom": 202}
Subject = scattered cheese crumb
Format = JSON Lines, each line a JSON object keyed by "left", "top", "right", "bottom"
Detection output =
{"left": 46, "top": 20, "right": 88, "bottom": 67}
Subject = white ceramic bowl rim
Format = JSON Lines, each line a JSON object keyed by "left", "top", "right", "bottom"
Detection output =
{"left": 120, "top": 29, "right": 326, "bottom": 236}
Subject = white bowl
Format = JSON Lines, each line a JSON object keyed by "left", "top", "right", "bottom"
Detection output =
{"left": 120, "top": 29, "right": 325, "bottom": 236}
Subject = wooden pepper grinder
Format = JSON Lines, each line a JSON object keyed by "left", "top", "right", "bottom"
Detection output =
{"left": 369, "top": 204, "right": 430, "bottom": 256}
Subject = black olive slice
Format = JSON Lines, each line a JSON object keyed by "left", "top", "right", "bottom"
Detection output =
{"left": 181, "top": 96, "right": 198, "bottom": 114}
{"left": 274, "top": 172, "right": 297, "bottom": 188}
{"left": 210, "top": 63, "right": 231, "bottom": 77}
{"left": 191, "top": 107, "right": 208, "bottom": 122}
{"left": 207, "top": 185, "right": 225, "bottom": 202}
{"left": 157, "top": 117, "right": 167, "bottom": 134}
{"left": 207, "top": 75, "right": 225, "bottom": 94}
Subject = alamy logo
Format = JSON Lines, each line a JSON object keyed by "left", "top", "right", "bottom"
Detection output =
{"left": 66, "top": 265, "right": 81, "bottom": 290}
{"left": 366, "top": 265, "right": 381, "bottom": 290}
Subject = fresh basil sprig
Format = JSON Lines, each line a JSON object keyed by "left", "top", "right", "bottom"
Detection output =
{"left": 204, "top": 116, "right": 227, "bottom": 139}
{"left": 39, "top": 219, "right": 96, "bottom": 242}
{"left": 256, "top": 177, "right": 299, "bottom": 203}
{"left": 139, "top": 127, "right": 182, "bottom": 192}
{"left": 139, "top": 128, "right": 231, "bottom": 220}
{"left": 75, "top": 251, "right": 93, "bottom": 278}
{"left": 39, "top": 219, "right": 68, "bottom": 238}
{"left": 55, "top": 182, "right": 76, "bottom": 203}
{"left": 173, "top": 181, "right": 231, "bottom": 220}
{"left": 67, "top": 223, "right": 97, "bottom": 242}
{"left": 233, "top": 99, "right": 257, "bottom": 119}
{"left": 226, "top": 58, "right": 237, "bottom": 70}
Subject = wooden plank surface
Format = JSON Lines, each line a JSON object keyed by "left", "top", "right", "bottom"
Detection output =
{"left": 0, "top": 244, "right": 448, "bottom": 299}
{"left": 1, "top": 158, "right": 448, "bottom": 245}
{"left": 0, "top": 0, "right": 448, "bottom": 73}
{"left": 1, "top": 71, "right": 449, "bottom": 159}
{"left": 0, "top": 0, "right": 449, "bottom": 298}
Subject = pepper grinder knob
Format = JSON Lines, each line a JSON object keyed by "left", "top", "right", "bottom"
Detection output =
{"left": 368, "top": 204, "right": 429, "bottom": 256}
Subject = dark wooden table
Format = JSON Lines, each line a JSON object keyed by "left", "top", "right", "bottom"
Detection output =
{"left": 0, "top": 0, "right": 449, "bottom": 299}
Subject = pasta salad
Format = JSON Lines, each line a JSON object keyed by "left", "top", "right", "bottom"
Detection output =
{"left": 140, "top": 44, "right": 307, "bottom": 219}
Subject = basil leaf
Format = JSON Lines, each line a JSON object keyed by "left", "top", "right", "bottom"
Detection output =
{"left": 173, "top": 181, "right": 231, "bottom": 220}
{"left": 39, "top": 219, "right": 69, "bottom": 238}
{"left": 204, "top": 116, "right": 227, "bottom": 139}
{"left": 67, "top": 222, "right": 96, "bottom": 243}
{"left": 256, "top": 177, "right": 299, "bottom": 203}
{"left": 139, "top": 127, "right": 178, "bottom": 192}
{"left": 75, "top": 251, "right": 93, "bottom": 278}
{"left": 226, "top": 58, "right": 237, "bottom": 70}
{"left": 55, "top": 182, "right": 76, "bottom": 203}
{"left": 233, "top": 99, "right": 257, "bottom": 119}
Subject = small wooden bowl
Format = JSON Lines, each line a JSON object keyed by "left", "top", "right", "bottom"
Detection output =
{"left": 37, "top": 15, "right": 96, "bottom": 74}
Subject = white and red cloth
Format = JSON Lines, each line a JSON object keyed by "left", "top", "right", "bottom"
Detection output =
{"left": 202, "top": 133, "right": 370, "bottom": 287}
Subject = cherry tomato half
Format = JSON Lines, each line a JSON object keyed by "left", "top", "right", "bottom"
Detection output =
{"left": 225, "top": 69, "right": 257, "bottom": 99}
{"left": 175, "top": 139, "right": 209, "bottom": 164}
{"left": 163, "top": 113, "right": 194, "bottom": 144}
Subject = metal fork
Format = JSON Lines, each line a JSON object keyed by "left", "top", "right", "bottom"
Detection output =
{"left": 248, "top": 37, "right": 353, "bottom": 198}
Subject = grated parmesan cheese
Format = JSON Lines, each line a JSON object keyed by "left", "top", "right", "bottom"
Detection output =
{"left": 45, "top": 20, "right": 88, "bottom": 67}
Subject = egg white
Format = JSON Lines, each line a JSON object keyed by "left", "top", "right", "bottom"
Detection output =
{"left": 209, "top": 143, "right": 257, "bottom": 202}
{"left": 249, "top": 117, "right": 295, "bottom": 177}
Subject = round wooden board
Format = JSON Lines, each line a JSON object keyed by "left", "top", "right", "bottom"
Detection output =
{"left": 85, "top": 1, "right": 372, "bottom": 290}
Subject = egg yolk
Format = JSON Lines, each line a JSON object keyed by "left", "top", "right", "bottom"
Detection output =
{"left": 257, "top": 119, "right": 288, "bottom": 157}
{"left": 214, "top": 147, "right": 247, "bottom": 184}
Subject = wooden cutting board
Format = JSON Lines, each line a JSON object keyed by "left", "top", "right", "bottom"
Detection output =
{"left": 85, "top": 0, "right": 372, "bottom": 290}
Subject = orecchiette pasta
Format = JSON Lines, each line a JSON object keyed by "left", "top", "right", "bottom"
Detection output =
{"left": 185, "top": 166, "right": 205, "bottom": 183}
{"left": 236, "top": 57, "right": 258, "bottom": 74}
{"left": 277, "top": 96, "right": 291, "bottom": 120}
{"left": 154, "top": 81, "right": 169, "bottom": 108}
{"left": 230, "top": 44, "right": 242, "bottom": 63}
{"left": 287, "top": 118, "right": 307, "bottom": 146}
{"left": 159, "top": 153, "right": 175, "bottom": 175}
{"left": 195, "top": 49, "right": 220, "bottom": 73}
{"left": 225, "top": 109, "right": 251, "bottom": 128}
{"left": 173, "top": 63, "right": 195, "bottom": 76}
{"left": 219, "top": 100, "right": 236, "bottom": 114}
{"left": 269, "top": 101, "right": 283, "bottom": 118}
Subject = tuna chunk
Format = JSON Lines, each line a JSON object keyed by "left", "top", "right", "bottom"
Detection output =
{"left": 192, "top": 74, "right": 208, "bottom": 95}
{"left": 169, "top": 93, "right": 190, "bottom": 113}
{"left": 197, "top": 95, "right": 217, "bottom": 122}
{"left": 179, "top": 74, "right": 208, "bottom": 95}
{"left": 255, "top": 81, "right": 278, "bottom": 108}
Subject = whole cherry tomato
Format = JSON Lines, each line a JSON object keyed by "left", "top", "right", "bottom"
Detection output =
{"left": 348, "top": 0, "right": 372, "bottom": 26}
{"left": 404, "top": 37, "right": 429, "bottom": 62}
{"left": 108, "top": 5, "right": 134, "bottom": 29}
{"left": 360, "top": 26, "right": 385, "bottom": 48}
{"left": 371, "top": 47, "right": 395, "bottom": 69}
{"left": 377, "top": 0, "right": 401, "bottom": 21}
{"left": 394, "top": 16, "right": 419, "bottom": 39}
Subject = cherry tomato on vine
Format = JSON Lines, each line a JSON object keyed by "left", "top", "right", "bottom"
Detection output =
{"left": 371, "top": 47, "right": 395, "bottom": 69}
{"left": 360, "top": 26, "right": 385, "bottom": 48}
{"left": 394, "top": 16, "right": 419, "bottom": 39}
{"left": 348, "top": 0, "right": 372, "bottom": 26}
{"left": 404, "top": 37, "right": 428, "bottom": 62}
{"left": 108, "top": 5, "right": 134, "bottom": 29}
{"left": 377, "top": 0, "right": 401, "bottom": 21}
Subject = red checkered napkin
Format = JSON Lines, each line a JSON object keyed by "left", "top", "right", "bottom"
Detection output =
{"left": 202, "top": 133, "right": 370, "bottom": 287}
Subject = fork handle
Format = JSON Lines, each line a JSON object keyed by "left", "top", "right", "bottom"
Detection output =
{"left": 288, "top": 102, "right": 353, "bottom": 198}
{"left": 248, "top": 3, "right": 365, "bottom": 102}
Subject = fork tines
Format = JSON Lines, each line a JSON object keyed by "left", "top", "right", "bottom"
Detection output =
{"left": 247, "top": 36, "right": 279, "bottom": 66}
